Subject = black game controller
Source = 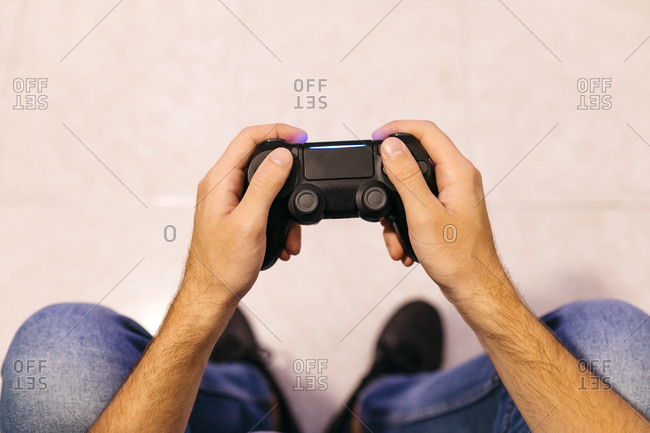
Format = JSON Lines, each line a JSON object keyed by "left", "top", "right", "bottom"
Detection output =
{"left": 244, "top": 133, "right": 438, "bottom": 270}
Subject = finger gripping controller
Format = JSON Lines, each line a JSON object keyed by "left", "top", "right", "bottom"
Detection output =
{"left": 244, "top": 133, "right": 438, "bottom": 270}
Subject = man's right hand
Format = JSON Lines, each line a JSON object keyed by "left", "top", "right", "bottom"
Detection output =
{"left": 375, "top": 120, "right": 505, "bottom": 308}
{"left": 375, "top": 120, "right": 649, "bottom": 433}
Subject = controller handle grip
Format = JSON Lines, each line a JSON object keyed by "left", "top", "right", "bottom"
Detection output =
{"left": 261, "top": 197, "right": 292, "bottom": 270}
{"left": 386, "top": 133, "right": 438, "bottom": 263}
{"left": 388, "top": 200, "right": 417, "bottom": 262}
{"left": 244, "top": 139, "right": 295, "bottom": 270}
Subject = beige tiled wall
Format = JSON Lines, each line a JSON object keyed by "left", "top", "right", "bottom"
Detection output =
{"left": 1, "top": 1, "right": 649, "bottom": 431}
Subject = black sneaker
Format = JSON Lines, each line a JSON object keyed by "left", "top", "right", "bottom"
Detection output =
{"left": 325, "top": 300, "right": 444, "bottom": 433}
{"left": 210, "top": 308, "right": 301, "bottom": 433}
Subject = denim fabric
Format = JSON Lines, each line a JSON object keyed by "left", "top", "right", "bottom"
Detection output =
{"left": 2, "top": 300, "right": 648, "bottom": 433}
{"left": 357, "top": 299, "right": 650, "bottom": 432}
{"left": 0, "top": 303, "right": 274, "bottom": 433}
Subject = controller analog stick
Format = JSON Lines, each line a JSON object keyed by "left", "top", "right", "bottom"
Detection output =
{"left": 293, "top": 189, "right": 319, "bottom": 215}
{"left": 247, "top": 151, "right": 271, "bottom": 182}
{"left": 362, "top": 186, "right": 388, "bottom": 212}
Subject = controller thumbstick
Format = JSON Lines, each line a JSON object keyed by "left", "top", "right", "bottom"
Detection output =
{"left": 293, "top": 189, "right": 319, "bottom": 215}
{"left": 362, "top": 186, "right": 388, "bottom": 212}
{"left": 248, "top": 151, "right": 271, "bottom": 183}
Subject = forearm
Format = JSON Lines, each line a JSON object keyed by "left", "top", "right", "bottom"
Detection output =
{"left": 90, "top": 276, "right": 236, "bottom": 433}
{"left": 88, "top": 123, "right": 302, "bottom": 432}
{"left": 373, "top": 119, "right": 648, "bottom": 430}
{"left": 455, "top": 260, "right": 647, "bottom": 432}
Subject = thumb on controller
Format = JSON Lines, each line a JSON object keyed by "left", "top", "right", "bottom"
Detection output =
{"left": 380, "top": 137, "right": 439, "bottom": 215}
{"left": 237, "top": 148, "right": 293, "bottom": 223}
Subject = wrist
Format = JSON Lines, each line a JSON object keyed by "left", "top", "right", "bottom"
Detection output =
{"left": 441, "top": 257, "right": 525, "bottom": 330}
{"left": 179, "top": 270, "right": 240, "bottom": 313}
{"left": 183, "top": 252, "right": 243, "bottom": 305}
{"left": 165, "top": 282, "right": 238, "bottom": 346}
{"left": 454, "top": 287, "right": 532, "bottom": 352}
{"left": 182, "top": 266, "right": 240, "bottom": 306}
{"left": 163, "top": 262, "right": 240, "bottom": 344}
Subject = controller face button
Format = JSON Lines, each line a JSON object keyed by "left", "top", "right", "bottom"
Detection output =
{"left": 418, "top": 160, "right": 429, "bottom": 174}
{"left": 362, "top": 186, "right": 388, "bottom": 212}
{"left": 294, "top": 189, "right": 319, "bottom": 215}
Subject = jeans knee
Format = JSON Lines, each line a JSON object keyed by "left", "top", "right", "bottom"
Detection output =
{"left": 24, "top": 303, "right": 119, "bottom": 339}
{"left": 543, "top": 299, "right": 650, "bottom": 416}
{"left": 1, "top": 303, "right": 151, "bottom": 433}
{"left": 555, "top": 298, "right": 645, "bottom": 319}
{"left": 544, "top": 299, "right": 648, "bottom": 349}
{"left": 11, "top": 303, "right": 149, "bottom": 350}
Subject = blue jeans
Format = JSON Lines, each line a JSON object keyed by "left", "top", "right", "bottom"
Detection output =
{"left": 356, "top": 299, "right": 650, "bottom": 432}
{"left": 0, "top": 304, "right": 276, "bottom": 433}
{"left": 1, "top": 300, "right": 648, "bottom": 432}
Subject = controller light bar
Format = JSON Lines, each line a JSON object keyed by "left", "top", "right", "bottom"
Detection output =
{"left": 307, "top": 144, "right": 367, "bottom": 150}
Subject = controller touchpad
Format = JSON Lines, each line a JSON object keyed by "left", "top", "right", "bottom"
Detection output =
{"left": 303, "top": 144, "right": 374, "bottom": 180}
